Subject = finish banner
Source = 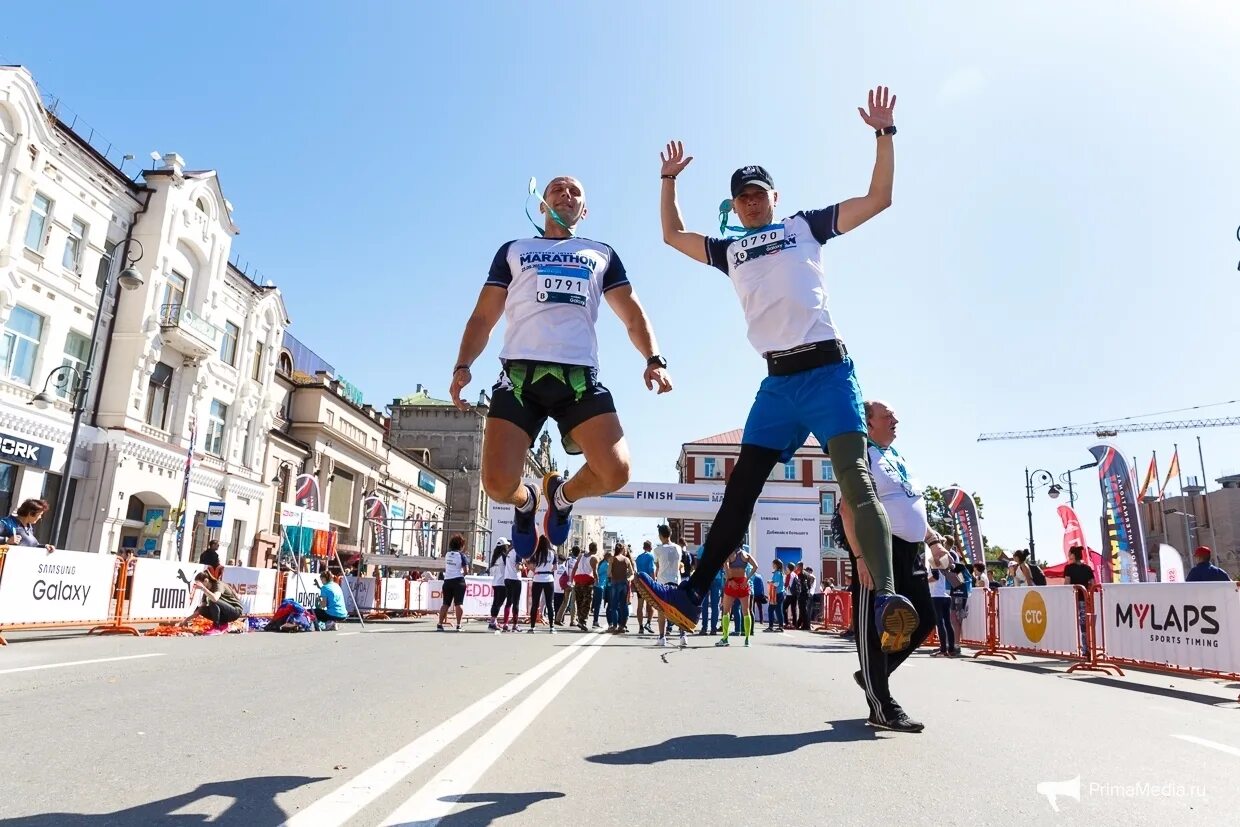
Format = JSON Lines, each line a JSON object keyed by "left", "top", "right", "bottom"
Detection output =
{"left": 1089, "top": 445, "right": 1149, "bottom": 583}
{"left": 942, "top": 487, "right": 984, "bottom": 564}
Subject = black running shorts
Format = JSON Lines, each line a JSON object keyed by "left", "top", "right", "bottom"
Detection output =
{"left": 488, "top": 360, "right": 616, "bottom": 455}
{"left": 442, "top": 577, "right": 466, "bottom": 607}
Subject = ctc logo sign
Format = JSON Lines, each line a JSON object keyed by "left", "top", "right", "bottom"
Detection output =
{"left": 1021, "top": 590, "right": 1048, "bottom": 643}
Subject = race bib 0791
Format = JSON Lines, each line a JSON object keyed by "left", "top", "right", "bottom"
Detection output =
{"left": 534, "top": 265, "right": 590, "bottom": 306}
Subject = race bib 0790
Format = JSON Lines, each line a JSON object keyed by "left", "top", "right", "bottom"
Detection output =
{"left": 731, "top": 224, "right": 792, "bottom": 267}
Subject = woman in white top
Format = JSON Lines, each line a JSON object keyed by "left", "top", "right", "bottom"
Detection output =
{"left": 502, "top": 538, "right": 522, "bottom": 631}
{"left": 1011, "top": 550, "right": 1032, "bottom": 587}
{"left": 488, "top": 540, "right": 511, "bottom": 632}
{"left": 528, "top": 535, "right": 558, "bottom": 633}
{"left": 929, "top": 561, "right": 954, "bottom": 656}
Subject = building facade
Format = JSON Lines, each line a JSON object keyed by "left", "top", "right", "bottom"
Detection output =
{"left": 1142, "top": 474, "right": 1240, "bottom": 577}
{"left": 675, "top": 428, "right": 844, "bottom": 578}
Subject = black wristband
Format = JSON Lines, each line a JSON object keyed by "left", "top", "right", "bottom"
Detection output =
{"left": 453, "top": 364, "right": 470, "bottom": 373}
{"left": 875, "top": 126, "right": 897, "bottom": 138}
{"left": 660, "top": 174, "right": 676, "bottom": 181}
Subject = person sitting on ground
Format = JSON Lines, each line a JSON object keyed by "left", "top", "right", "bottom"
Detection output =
{"left": 317, "top": 570, "right": 348, "bottom": 628}
{"left": 183, "top": 570, "right": 244, "bottom": 632}
{"left": 1, "top": 498, "right": 55, "bottom": 553}
{"left": 199, "top": 548, "right": 225, "bottom": 581}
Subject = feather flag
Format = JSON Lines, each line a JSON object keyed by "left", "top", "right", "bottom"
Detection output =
{"left": 1137, "top": 455, "right": 1157, "bottom": 500}
{"left": 1160, "top": 449, "right": 1180, "bottom": 499}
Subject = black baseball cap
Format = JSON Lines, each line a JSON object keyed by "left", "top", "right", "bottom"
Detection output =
{"left": 730, "top": 165, "right": 774, "bottom": 197}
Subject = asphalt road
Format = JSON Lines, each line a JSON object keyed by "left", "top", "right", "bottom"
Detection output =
{"left": 0, "top": 618, "right": 1238, "bottom": 826}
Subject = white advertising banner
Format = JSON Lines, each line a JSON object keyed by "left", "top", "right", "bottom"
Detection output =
{"left": 382, "top": 578, "right": 408, "bottom": 611}
{"left": 344, "top": 576, "right": 377, "bottom": 611}
{"left": 752, "top": 510, "right": 817, "bottom": 574}
{"left": 1100, "top": 582, "right": 1240, "bottom": 673}
{"left": 997, "top": 585, "right": 1082, "bottom": 654}
{"left": 126, "top": 559, "right": 205, "bottom": 620}
{"left": 412, "top": 580, "right": 430, "bottom": 612}
{"left": 222, "top": 567, "right": 278, "bottom": 616}
{"left": 0, "top": 549, "right": 116, "bottom": 625}
{"left": 282, "top": 572, "right": 323, "bottom": 609}
{"left": 959, "top": 589, "right": 988, "bottom": 644}
{"left": 425, "top": 576, "right": 509, "bottom": 617}
{"left": 278, "top": 504, "right": 331, "bottom": 530}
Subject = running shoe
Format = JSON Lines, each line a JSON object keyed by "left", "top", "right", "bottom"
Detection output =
{"left": 511, "top": 483, "right": 539, "bottom": 560}
{"left": 632, "top": 573, "right": 701, "bottom": 633}
{"left": 868, "top": 709, "right": 925, "bottom": 733}
{"left": 715, "top": 638, "right": 730, "bottom": 647}
{"left": 542, "top": 472, "right": 572, "bottom": 546}
{"left": 874, "top": 593, "right": 919, "bottom": 654}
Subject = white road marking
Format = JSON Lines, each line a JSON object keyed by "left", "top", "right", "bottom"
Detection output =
{"left": 0, "top": 653, "right": 164, "bottom": 675}
{"left": 335, "top": 632, "right": 361, "bottom": 636}
{"left": 380, "top": 634, "right": 610, "bottom": 827}
{"left": 283, "top": 635, "right": 597, "bottom": 827}
{"left": 1173, "top": 734, "right": 1240, "bottom": 758}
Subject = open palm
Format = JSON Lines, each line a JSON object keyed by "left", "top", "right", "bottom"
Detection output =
{"left": 660, "top": 140, "right": 694, "bottom": 177}
{"left": 857, "top": 86, "right": 896, "bottom": 130}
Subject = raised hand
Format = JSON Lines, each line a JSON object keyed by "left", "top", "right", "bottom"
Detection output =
{"left": 660, "top": 141, "right": 694, "bottom": 178}
{"left": 449, "top": 367, "right": 472, "bottom": 411}
{"left": 857, "top": 86, "right": 897, "bottom": 130}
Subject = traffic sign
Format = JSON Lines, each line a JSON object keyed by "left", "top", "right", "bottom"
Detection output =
{"left": 206, "top": 501, "right": 226, "bottom": 528}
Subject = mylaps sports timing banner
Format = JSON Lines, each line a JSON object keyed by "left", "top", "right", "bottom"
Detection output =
{"left": 1089, "top": 445, "right": 1149, "bottom": 583}
{"left": 1100, "top": 582, "right": 1240, "bottom": 673}
{"left": 942, "top": 487, "right": 984, "bottom": 564}
{"left": 0, "top": 548, "right": 115, "bottom": 625}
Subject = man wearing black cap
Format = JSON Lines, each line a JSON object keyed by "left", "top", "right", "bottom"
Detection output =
{"left": 1186, "top": 546, "right": 1231, "bottom": 582}
{"left": 637, "top": 86, "right": 918, "bottom": 655}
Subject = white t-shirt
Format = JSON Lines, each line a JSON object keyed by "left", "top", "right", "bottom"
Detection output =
{"left": 503, "top": 549, "right": 520, "bottom": 581}
{"left": 654, "top": 542, "right": 682, "bottom": 585}
{"left": 553, "top": 561, "right": 566, "bottom": 593}
{"left": 444, "top": 550, "right": 467, "bottom": 580}
{"left": 486, "top": 237, "right": 630, "bottom": 368}
{"left": 533, "top": 554, "right": 556, "bottom": 583}
{"left": 930, "top": 570, "right": 950, "bottom": 598}
{"left": 491, "top": 556, "right": 506, "bottom": 586}
{"left": 704, "top": 209, "right": 844, "bottom": 356}
{"left": 867, "top": 443, "right": 930, "bottom": 543}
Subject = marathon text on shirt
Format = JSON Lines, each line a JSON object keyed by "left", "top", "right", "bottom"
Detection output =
{"left": 0, "top": 431, "right": 54, "bottom": 469}
{"left": 518, "top": 251, "right": 600, "bottom": 271}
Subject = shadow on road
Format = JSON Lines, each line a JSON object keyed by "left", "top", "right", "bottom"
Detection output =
{"left": 585, "top": 720, "right": 876, "bottom": 765}
{"left": 0, "top": 775, "right": 327, "bottom": 827}
{"left": 390, "top": 791, "right": 566, "bottom": 827}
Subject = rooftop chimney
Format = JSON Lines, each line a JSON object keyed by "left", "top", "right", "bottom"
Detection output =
{"left": 161, "top": 152, "right": 185, "bottom": 175}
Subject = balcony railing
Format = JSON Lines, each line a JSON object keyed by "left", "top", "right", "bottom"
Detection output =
{"left": 158, "top": 303, "right": 221, "bottom": 351}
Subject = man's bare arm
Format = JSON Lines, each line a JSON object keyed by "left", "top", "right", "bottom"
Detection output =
{"left": 449, "top": 285, "right": 507, "bottom": 410}
{"left": 837, "top": 87, "right": 897, "bottom": 234}
{"left": 659, "top": 140, "right": 710, "bottom": 263}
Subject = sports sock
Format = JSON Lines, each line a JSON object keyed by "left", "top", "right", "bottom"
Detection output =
{"left": 744, "top": 614, "right": 752, "bottom": 640}
{"left": 553, "top": 482, "right": 572, "bottom": 512}
{"left": 721, "top": 613, "right": 731, "bottom": 641}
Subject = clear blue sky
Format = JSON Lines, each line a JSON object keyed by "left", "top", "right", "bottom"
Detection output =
{"left": 7, "top": 1, "right": 1238, "bottom": 558}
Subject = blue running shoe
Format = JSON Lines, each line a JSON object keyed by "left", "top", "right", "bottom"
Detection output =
{"left": 874, "top": 593, "right": 919, "bottom": 654}
{"left": 542, "top": 472, "right": 572, "bottom": 546}
{"left": 511, "top": 483, "right": 539, "bottom": 560}
{"left": 633, "top": 573, "right": 701, "bottom": 633}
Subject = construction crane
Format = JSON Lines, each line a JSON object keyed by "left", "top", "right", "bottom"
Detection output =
{"left": 978, "top": 416, "right": 1240, "bottom": 442}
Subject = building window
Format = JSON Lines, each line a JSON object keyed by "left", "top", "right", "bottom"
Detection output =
{"left": 277, "top": 351, "right": 293, "bottom": 375}
{"left": 821, "top": 524, "right": 834, "bottom": 550}
{"left": 220, "top": 322, "right": 239, "bottom": 366}
{"left": 195, "top": 197, "right": 209, "bottom": 213}
{"left": 231, "top": 519, "right": 246, "bottom": 564}
{"left": 62, "top": 218, "right": 87, "bottom": 272}
{"left": 272, "top": 465, "right": 291, "bottom": 530}
{"left": 205, "top": 399, "right": 228, "bottom": 456}
{"left": 1, "top": 306, "right": 45, "bottom": 385}
{"left": 57, "top": 332, "right": 91, "bottom": 399}
{"left": 145, "top": 362, "right": 174, "bottom": 429}
{"left": 703, "top": 457, "right": 716, "bottom": 478}
{"left": 821, "top": 460, "right": 835, "bottom": 481}
{"left": 163, "top": 270, "right": 188, "bottom": 312}
{"left": 784, "top": 461, "right": 796, "bottom": 481}
{"left": 328, "top": 468, "right": 354, "bottom": 525}
{"left": 326, "top": 410, "right": 335, "bottom": 428}
{"left": 820, "top": 491, "right": 836, "bottom": 516}
{"left": 25, "top": 192, "right": 52, "bottom": 252}
{"left": 251, "top": 341, "right": 264, "bottom": 381}
{"left": 0, "top": 461, "right": 16, "bottom": 521}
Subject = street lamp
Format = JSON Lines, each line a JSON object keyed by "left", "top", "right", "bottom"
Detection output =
{"left": 28, "top": 243, "right": 145, "bottom": 545}
{"left": 1024, "top": 468, "right": 1055, "bottom": 566}
{"left": 1045, "top": 461, "right": 1099, "bottom": 509}
{"left": 1164, "top": 508, "right": 1197, "bottom": 556}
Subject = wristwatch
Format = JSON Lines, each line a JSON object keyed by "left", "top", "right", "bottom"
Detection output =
{"left": 875, "top": 126, "right": 897, "bottom": 138}
{"left": 646, "top": 354, "right": 668, "bottom": 369}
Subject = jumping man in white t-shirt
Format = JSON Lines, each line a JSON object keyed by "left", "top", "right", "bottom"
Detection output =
{"left": 450, "top": 177, "right": 674, "bottom": 560}
{"left": 636, "top": 87, "right": 919, "bottom": 655}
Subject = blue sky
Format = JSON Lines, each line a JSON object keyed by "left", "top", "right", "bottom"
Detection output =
{"left": 7, "top": 1, "right": 1239, "bottom": 557}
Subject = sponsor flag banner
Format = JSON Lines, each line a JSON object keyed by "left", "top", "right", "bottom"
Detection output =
{"left": 997, "top": 585, "right": 1082, "bottom": 654}
{"left": 942, "top": 487, "right": 984, "bottom": 564}
{"left": 126, "top": 559, "right": 206, "bottom": 621}
{"left": 1158, "top": 544, "right": 1185, "bottom": 584}
{"left": 1089, "top": 444, "right": 1149, "bottom": 583}
{"left": 1101, "top": 582, "right": 1240, "bottom": 673}
{"left": 0, "top": 549, "right": 115, "bottom": 625}
{"left": 1056, "top": 504, "right": 1091, "bottom": 565}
